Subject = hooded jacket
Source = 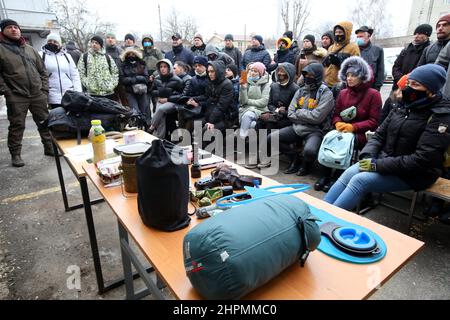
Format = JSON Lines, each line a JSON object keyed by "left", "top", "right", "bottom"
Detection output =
{"left": 239, "top": 70, "right": 271, "bottom": 120}
{"left": 288, "top": 63, "right": 335, "bottom": 136}
{"left": 359, "top": 41, "right": 385, "bottom": 90}
{"left": 295, "top": 47, "right": 328, "bottom": 82}
{"left": 268, "top": 63, "right": 299, "bottom": 113}
{"left": 202, "top": 61, "right": 234, "bottom": 128}
{"left": 119, "top": 48, "right": 149, "bottom": 94}
{"left": 392, "top": 40, "right": 431, "bottom": 90}
{"left": 205, "top": 44, "right": 235, "bottom": 67}
{"left": 141, "top": 35, "right": 164, "bottom": 75}
{"left": 360, "top": 96, "right": 450, "bottom": 191}
{"left": 151, "top": 59, "right": 183, "bottom": 103}
{"left": 40, "top": 47, "right": 82, "bottom": 104}
{"left": 0, "top": 33, "right": 48, "bottom": 98}
{"left": 333, "top": 56, "right": 381, "bottom": 148}
{"left": 436, "top": 41, "right": 450, "bottom": 97}
{"left": 324, "top": 21, "right": 361, "bottom": 87}
{"left": 242, "top": 44, "right": 271, "bottom": 70}
{"left": 268, "top": 38, "right": 296, "bottom": 73}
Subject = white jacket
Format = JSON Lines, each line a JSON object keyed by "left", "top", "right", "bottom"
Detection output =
{"left": 40, "top": 48, "right": 82, "bottom": 104}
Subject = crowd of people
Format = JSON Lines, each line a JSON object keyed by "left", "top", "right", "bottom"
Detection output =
{"left": 1, "top": 14, "right": 450, "bottom": 218}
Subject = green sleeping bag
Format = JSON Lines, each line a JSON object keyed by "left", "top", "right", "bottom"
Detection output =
{"left": 183, "top": 194, "right": 321, "bottom": 300}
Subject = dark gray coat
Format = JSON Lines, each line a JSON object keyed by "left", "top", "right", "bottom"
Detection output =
{"left": 359, "top": 41, "right": 384, "bottom": 90}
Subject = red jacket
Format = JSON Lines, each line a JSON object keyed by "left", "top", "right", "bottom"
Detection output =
{"left": 332, "top": 82, "right": 382, "bottom": 148}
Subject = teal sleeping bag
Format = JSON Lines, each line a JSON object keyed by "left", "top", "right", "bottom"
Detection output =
{"left": 183, "top": 194, "right": 321, "bottom": 300}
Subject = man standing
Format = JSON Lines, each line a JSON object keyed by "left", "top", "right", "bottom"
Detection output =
{"left": 165, "top": 33, "right": 194, "bottom": 68}
{"left": 223, "top": 34, "right": 243, "bottom": 71}
{"left": 418, "top": 14, "right": 450, "bottom": 66}
{"left": 77, "top": 35, "right": 119, "bottom": 100}
{"left": 105, "top": 33, "right": 127, "bottom": 104}
{"left": 191, "top": 33, "right": 206, "bottom": 57}
{"left": 392, "top": 24, "right": 432, "bottom": 90}
{"left": 122, "top": 33, "right": 140, "bottom": 50}
{"left": 242, "top": 35, "right": 271, "bottom": 70}
{"left": 0, "top": 19, "right": 53, "bottom": 167}
{"left": 321, "top": 31, "right": 334, "bottom": 51}
{"left": 355, "top": 26, "right": 384, "bottom": 91}
{"left": 65, "top": 40, "right": 82, "bottom": 65}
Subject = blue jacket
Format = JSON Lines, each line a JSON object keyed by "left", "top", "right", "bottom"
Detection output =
{"left": 165, "top": 45, "right": 195, "bottom": 67}
{"left": 242, "top": 45, "right": 271, "bottom": 69}
{"left": 268, "top": 49, "right": 296, "bottom": 73}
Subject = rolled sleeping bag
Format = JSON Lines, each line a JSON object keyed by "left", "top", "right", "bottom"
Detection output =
{"left": 183, "top": 194, "right": 321, "bottom": 300}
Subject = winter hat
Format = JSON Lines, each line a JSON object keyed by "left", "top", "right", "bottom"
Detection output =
{"left": 283, "top": 31, "right": 294, "bottom": 40}
{"left": 437, "top": 14, "right": 450, "bottom": 27}
{"left": 408, "top": 64, "right": 447, "bottom": 94}
{"left": 90, "top": 35, "right": 104, "bottom": 48}
{"left": 226, "top": 64, "right": 239, "bottom": 78}
{"left": 106, "top": 32, "right": 116, "bottom": 38}
{"left": 46, "top": 33, "right": 61, "bottom": 45}
{"left": 194, "top": 33, "right": 203, "bottom": 41}
{"left": 252, "top": 35, "right": 264, "bottom": 45}
{"left": 0, "top": 19, "right": 19, "bottom": 32}
{"left": 249, "top": 62, "right": 266, "bottom": 77}
{"left": 224, "top": 34, "right": 234, "bottom": 41}
{"left": 414, "top": 24, "right": 433, "bottom": 37}
{"left": 303, "top": 34, "right": 315, "bottom": 44}
{"left": 397, "top": 74, "right": 409, "bottom": 90}
{"left": 277, "top": 37, "right": 292, "bottom": 48}
{"left": 339, "top": 56, "right": 372, "bottom": 83}
{"left": 193, "top": 55, "right": 208, "bottom": 67}
{"left": 124, "top": 33, "right": 135, "bottom": 42}
{"left": 355, "top": 26, "right": 374, "bottom": 36}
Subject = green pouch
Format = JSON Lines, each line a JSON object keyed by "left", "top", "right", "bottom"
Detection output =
{"left": 190, "top": 188, "right": 224, "bottom": 207}
{"left": 340, "top": 106, "right": 357, "bottom": 122}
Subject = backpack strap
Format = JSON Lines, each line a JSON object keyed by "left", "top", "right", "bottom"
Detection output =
{"left": 84, "top": 52, "right": 112, "bottom": 75}
{"left": 42, "top": 51, "right": 46, "bottom": 63}
{"left": 105, "top": 54, "right": 112, "bottom": 74}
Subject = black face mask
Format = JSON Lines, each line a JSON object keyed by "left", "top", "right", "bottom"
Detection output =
{"left": 402, "top": 86, "right": 428, "bottom": 104}
{"left": 127, "top": 57, "right": 138, "bottom": 63}
{"left": 45, "top": 43, "right": 59, "bottom": 53}
{"left": 335, "top": 35, "right": 345, "bottom": 43}
{"left": 304, "top": 77, "right": 317, "bottom": 86}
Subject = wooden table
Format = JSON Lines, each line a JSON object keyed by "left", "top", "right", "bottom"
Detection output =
{"left": 51, "top": 130, "right": 157, "bottom": 294}
{"left": 83, "top": 158, "right": 424, "bottom": 300}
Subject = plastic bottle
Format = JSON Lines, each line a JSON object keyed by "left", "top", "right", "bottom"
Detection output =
{"left": 89, "top": 119, "right": 106, "bottom": 164}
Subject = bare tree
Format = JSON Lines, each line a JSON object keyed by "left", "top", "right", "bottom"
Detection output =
{"left": 280, "top": 0, "right": 311, "bottom": 39}
{"left": 163, "top": 7, "right": 198, "bottom": 43}
{"left": 49, "top": 0, "right": 116, "bottom": 51}
{"left": 349, "top": 0, "right": 393, "bottom": 39}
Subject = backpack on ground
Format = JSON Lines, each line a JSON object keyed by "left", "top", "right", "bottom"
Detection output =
{"left": 318, "top": 130, "right": 355, "bottom": 170}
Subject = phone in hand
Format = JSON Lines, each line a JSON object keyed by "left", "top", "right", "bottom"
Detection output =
{"left": 300, "top": 53, "right": 306, "bottom": 60}
{"left": 240, "top": 70, "right": 248, "bottom": 85}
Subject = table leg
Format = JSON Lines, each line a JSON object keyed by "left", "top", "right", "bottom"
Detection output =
{"left": 53, "top": 140, "right": 70, "bottom": 211}
{"left": 118, "top": 221, "right": 135, "bottom": 299}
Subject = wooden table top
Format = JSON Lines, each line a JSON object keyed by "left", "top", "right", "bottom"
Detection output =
{"left": 83, "top": 158, "right": 424, "bottom": 300}
{"left": 53, "top": 131, "right": 157, "bottom": 178}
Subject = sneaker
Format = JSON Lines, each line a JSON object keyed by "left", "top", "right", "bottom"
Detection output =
{"left": 244, "top": 163, "right": 258, "bottom": 169}
{"left": 257, "top": 161, "right": 271, "bottom": 168}
{"left": 11, "top": 155, "right": 25, "bottom": 167}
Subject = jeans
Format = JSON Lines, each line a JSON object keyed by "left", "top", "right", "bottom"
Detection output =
{"left": 323, "top": 163, "right": 411, "bottom": 211}
{"left": 239, "top": 111, "right": 257, "bottom": 138}
{"left": 127, "top": 93, "right": 149, "bottom": 118}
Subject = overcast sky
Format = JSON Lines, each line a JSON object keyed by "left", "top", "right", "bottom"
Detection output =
{"left": 87, "top": 0, "right": 412, "bottom": 41}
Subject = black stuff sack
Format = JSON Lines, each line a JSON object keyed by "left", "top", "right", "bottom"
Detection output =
{"left": 136, "top": 139, "right": 191, "bottom": 231}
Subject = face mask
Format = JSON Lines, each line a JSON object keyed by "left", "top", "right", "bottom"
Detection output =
{"left": 195, "top": 70, "right": 207, "bottom": 77}
{"left": 304, "top": 77, "right": 318, "bottom": 88}
{"left": 128, "top": 56, "right": 138, "bottom": 62}
{"left": 248, "top": 75, "right": 260, "bottom": 82}
{"left": 143, "top": 41, "right": 152, "bottom": 47}
{"left": 356, "top": 38, "right": 366, "bottom": 46}
{"left": 335, "top": 35, "right": 345, "bottom": 43}
{"left": 402, "top": 86, "right": 428, "bottom": 104}
{"left": 45, "top": 43, "right": 59, "bottom": 52}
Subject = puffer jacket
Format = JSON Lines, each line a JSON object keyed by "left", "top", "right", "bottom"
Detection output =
{"left": 191, "top": 43, "right": 207, "bottom": 57}
{"left": 268, "top": 44, "right": 296, "bottom": 73}
{"left": 333, "top": 56, "right": 382, "bottom": 148}
{"left": 77, "top": 49, "right": 119, "bottom": 96}
{"left": 142, "top": 35, "right": 164, "bottom": 75}
{"left": 360, "top": 96, "right": 450, "bottom": 191}
{"left": 242, "top": 44, "right": 271, "bottom": 69}
{"left": 188, "top": 73, "right": 208, "bottom": 103}
{"left": 324, "top": 21, "right": 361, "bottom": 87}
{"left": 359, "top": 41, "right": 384, "bottom": 90}
{"left": 119, "top": 48, "right": 149, "bottom": 94}
{"left": 202, "top": 61, "right": 235, "bottom": 129}
{"left": 205, "top": 44, "right": 235, "bottom": 67}
{"left": 0, "top": 33, "right": 48, "bottom": 98}
{"left": 40, "top": 47, "right": 82, "bottom": 104}
{"left": 223, "top": 46, "right": 243, "bottom": 71}
{"left": 418, "top": 39, "right": 450, "bottom": 67}
{"left": 151, "top": 59, "right": 183, "bottom": 103}
{"left": 171, "top": 72, "right": 192, "bottom": 102}
{"left": 288, "top": 63, "right": 335, "bottom": 136}
{"left": 268, "top": 63, "right": 299, "bottom": 112}
{"left": 239, "top": 71, "right": 270, "bottom": 120}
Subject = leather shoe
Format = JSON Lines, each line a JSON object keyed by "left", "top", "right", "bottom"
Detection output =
{"left": 11, "top": 155, "right": 25, "bottom": 167}
{"left": 322, "top": 179, "right": 336, "bottom": 193}
{"left": 296, "top": 164, "right": 310, "bottom": 176}
{"left": 314, "top": 176, "right": 329, "bottom": 191}
{"left": 284, "top": 157, "right": 301, "bottom": 174}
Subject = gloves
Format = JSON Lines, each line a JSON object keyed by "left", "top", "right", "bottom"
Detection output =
{"left": 359, "top": 158, "right": 377, "bottom": 172}
{"left": 329, "top": 53, "right": 342, "bottom": 67}
{"left": 335, "top": 122, "right": 354, "bottom": 133}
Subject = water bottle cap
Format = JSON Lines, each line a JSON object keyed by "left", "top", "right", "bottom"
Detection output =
{"left": 91, "top": 120, "right": 102, "bottom": 126}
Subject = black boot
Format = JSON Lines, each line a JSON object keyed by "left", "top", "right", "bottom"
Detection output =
{"left": 44, "top": 143, "right": 55, "bottom": 156}
{"left": 11, "top": 155, "right": 25, "bottom": 167}
{"left": 284, "top": 156, "right": 301, "bottom": 174}
{"left": 296, "top": 161, "right": 311, "bottom": 176}
{"left": 314, "top": 176, "right": 329, "bottom": 191}
{"left": 322, "top": 179, "right": 336, "bottom": 193}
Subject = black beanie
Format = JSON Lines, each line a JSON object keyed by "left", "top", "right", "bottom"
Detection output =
{"left": 303, "top": 34, "right": 315, "bottom": 44}
{"left": 90, "top": 35, "right": 104, "bottom": 48}
{"left": 283, "top": 31, "right": 294, "bottom": 40}
{"left": 322, "top": 31, "right": 334, "bottom": 43}
{"left": 124, "top": 33, "right": 135, "bottom": 42}
{"left": 0, "top": 19, "right": 19, "bottom": 32}
{"left": 414, "top": 24, "right": 433, "bottom": 37}
{"left": 224, "top": 34, "right": 234, "bottom": 41}
{"left": 226, "top": 64, "right": 239, "bottom": 78}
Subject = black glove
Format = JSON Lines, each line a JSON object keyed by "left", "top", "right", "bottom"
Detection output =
{"left": 329, "top": 54, "right": 342, "bottom": 67}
